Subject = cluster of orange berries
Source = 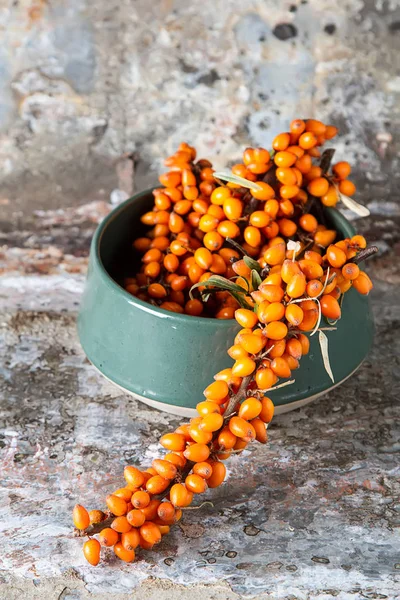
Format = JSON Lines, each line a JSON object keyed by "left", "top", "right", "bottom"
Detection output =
{"left": 125, "top": 119, "right": 360, "bottom": 316}
{"left": 74, "top": 120, "right": 374, "bottom": 566}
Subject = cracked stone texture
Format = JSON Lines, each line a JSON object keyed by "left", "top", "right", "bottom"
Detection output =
{"left": 1, "top": 0, "right": 400, "bottom": 598}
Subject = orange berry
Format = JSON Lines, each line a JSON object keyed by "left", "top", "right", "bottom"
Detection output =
{"left": 352, "top": 271, "right": 373, "bottom": 295}
{"left": 274, "top": 151, "right": 297, "bottom": 168}
{"left": 211, "top": 186, "right": 231, "bottom": 205}
{"left": 160, "top": 433, "right": 186, "bottom": 452}
{"left": 223, "top": 197, "right": 243, "bottom": 221}
{"left": 194, "top": 247, "right": 213, "bottom": 269}
{"left": 140, "top": 521, "right": 162, "bottom": 546}
{"left": 259, "top": 284, "right": 284, "bottom": 303}
{"left": 250, "top": 181, "right": 275, "bottom": 200}
{"left": 170, "top": 483, "right": 191, "bottom": 507}
{"left": 299, "top": 213, "right": 318, "bottom": 233}
{"left": 285, "top": 303, "right": 304, "bottom": 326}
{"left": 193, "top": 462, "right": 213, "bottom": 479}
{"left": 127, "top": 509, "right": 146, "bottom": 528}
{"left": 308, "top": 177, "right": 329, "bottom": 197}
{"left": 249, "top": 211, "right": 270, "bottom": 228}
{"left": 164, "top": 452, "right": 187, "bottom": 469}
{"left": 270, "top": 356, "right": 291, "bottom": 378}
{"left": 188, "top": 423, "right": 212, "bottom": 444}
{"left": 255, "top": 367, "right": 276, "bottom": 390}
{"left": 235, "top": 308, "right": 258, "bottom": 329}
{"left": 305, "top": 119, "right": 326, "bottom": 136}
{"left": 131, "top": 490, "right": 150, "bottom": 509}
{"left": 286, "top": 273, "right": 307, "bottom": 298}
{"left": 207, "top": 461, "right": 226, "bottom": 488}
{"left": 350, "top": 235, "right": 367, "bottom": 249}
{"left": 286, "top": 337, "right": 303, "bottom": 360}
{"left": 239, "top": 397, "right": 262, "bottom": 420}
{"left": 280, "top": 184, "right": 300, "bottom": 199}
{"left": 121, "top": 529, "right": 140, "bottom": 551}
{"left": 264, "top": 242, "right": 286, "bottom": 266}
{"left": 114, "top": 541, "right": 136, "bottom": 562}
{"left": 72, "top": 504, "right": 90, "bottom": 530}
{"left": 276, "top": 167, "right": 297, "bottom": 186}
{"left": 185, "top": 473, "right": 208, "bottom": 494}
{"left": 265, "top": 321, "right": 288, "bottom": 340}
{"left": 204, "top": 380, "right": 229, "bottom": 402}
{"left": 217, "top": 220, "right": 240, "bottom": 238}
{"left": 113, "top": 488, "right": 133, "bottom": 502}
{"left": 160, "top": 301, "right": 185, "bottom": 314}
{"left": 139, "top": 499, "right": 161, "bottom": 521}
{"left": 333, "top": 161, "right": 351, "bottom": 180}
{"left": 99, "top": 527, "right": 119, "bottom": 547}
{"left": 244, "top": 225, "right": 262, "bottom": 248}
{"left": 185, "top": 298, "right": 204, "bottom": 316}
{"left": 183, "top": 443, "right": 210, "bottom": 463}
{"left": 306, "top": 279, "right": 323, "bottom": 297}
{"left": 325, "top": 125, "right": 338, "bottom": 139}
{"left": 217, "top": 426, "right": 237, "bottom": 450}
{"left": 290, "top": 119, "right": 306, "bottom": 135}
{"left": 83, "top": 539, "right": 101, "bottom": 566}
{"left": 111, "top": 516, "right": 132, "bottom": 533}
{"left": 320, "top": 295, "right": 341, "bottom": 320}
{"left": 146, "top": 475, "right": 170, "bottom": 495}
{"left": 196, "top": 400, "right": 220, "bottom": 416}
{"left": 203, "top": 230, "right": 224, "bottom": 251}
{"left": 299, "top": 132, "right": 317, "bottom": 149}
{"left": 259, "top": 396, "right": 275, "bottom": 423}
{"left": 272, "top": 132, "right": 291, "bottom": 151}
{"left": 298, "top": 259, "right": 324, "bottom": 280}
{"left": 321, "top": 185, "right": 338, "bottom": 207}
{"left": 297, "top": 333, "right": 310, "bottom": 355}
{"left": 278, "top": 218, "right": 297, "bottom": 237}
{"left": 124, "top": 466, "right": 145, "bottom": 489}
{"left": 314, "top": 229, "right": 337, "bottom": 247}
{"left": 229, "top": 416, "right": 256, "bottom": 441}
{"left": 200, "top": 412, "right": 224, "bottom": 432}
{"left": 106, "top": 494, "right": 128, "bottom": 517}
{"left": 339, "top": 179, "right": 356, "bottom": 196}
{"left": 251, "top": 418, "right": 268, "bottom": 443}
{"left": 239, "top": 333, "right": 265, "bottom": 354}
{"left": 342, "top": 263, "right": 360, "bottom": 281}
{"left": 327, "top": 245, "right": 347, "bottom": 268}
{"left": 157, "top": 501, "right": 176, "bottom": 522}
{"left": 267, "top": 338, "right": 286, "bottom": 358}
{"left": 199, "top": 214, "right": 219, "bottom": 233}
{"left": 89, "top": 510, "right": 105, "bottom": 525}
{"left": 232, "top": 357, "right": 256, "bottom": 377}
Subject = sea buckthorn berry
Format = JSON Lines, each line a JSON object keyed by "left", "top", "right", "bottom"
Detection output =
{"left": 280, "top": 184, "right": 300, "bottom": 199}
{"left": 203, "top": 231, "right": 224, "bottom": 251}
{"left": 146, "top": 475, "right": 171, "bottom": 495}
{"left": 114, "top": 542, "right": 135, "bottom": 563}
{"left": 244, "top": 225, "right": 262, "bottom": 248}
{"left": 170, "top": 483, "right": 191, "bottom": 507}
{"left": 305, "top": 119, "right": 326, "bottom": 135}
{"left": 259, "top": 284, "right": 284, "bottom": 303}
{"left": 284, "top": 353, "right": 300, "bottom": 370}
{"left": 127, "top": 509, "right": 146, "bottom": 528}
{"left": 306, "top": 279, "right": 323, "bottom": 297}
{"left": 134, "top": 237, "right": 152, "bottom": 253}
{"left": 157, "top": 501, "right": 176, "bottom": 522}
{"left": 99, "top": 527, "right": 119, "bottom": 547}
{"left": 314, "top": 229, "right": 337, "bottom": 248}
{"left": 218, "top": 426, "right": 237, "bottom": 449}
{"left": 164, "top": 452, "right": 187, "bottom": 469}
{"left": 147, "top": 283, "right": 167, "bottom": 299}
{"left": 290, "top": 119, "right": 306, "bottom": 135}
{"left": 229, "top": 416, "right": 256, "bottom": 441}
{"left": 160, "top": 301, "right": 184, "bottom": 313}
{"left": 285, "top": 304, "right": 304, "bottom": 326}
{"left": 264, "top": 242, "right": 286, "bottom": 266}
{"left": 207, "top": 461, "right": 226, "bottom": 488}
{"left": 160, "top": 433, "right": 186, "bottom": 452}
{"left": 299, "top": 259, "right": 324, "bottom": 280}
{"left": 140, "top": 522, "right": 162, "bottom": 546}
{"left": 353, "top": 271, "right": 373, "bottom": 295}
{"left": 321, "top": 185, "right": 338, "bottom": 207}
{"left": 113, "top": 488, "right": 133, "bottom": 502}
{"left": 286, "top": 273, "right": 307, "bottom": 298}
{"left": 141, "top": 211, "right": 157, "bottom": 226}
{"left": 320, "top": 295, "right": 341, "bottom": 320}
{"left": 193, "top": 462, "right": 213, "bottom": 479}
{"left": 210, "top": 253, "right": 227, "bottom": 274}
{"left": 217, "top": 220, "right": 240, "bottom": 238}
{"left": 111, "top": 516, "right": 132, "bottom": 533}
{"left": 185, "top": 474, "right": 208, "bottom": 494}
{"left": 150, "top": 236, "right": 170, "bottom": 251}
{"left": 188, "top": 423, "right": 212, "bottom": 444}
{"left": 83, "top": 539, "right": 101, "bottom": 566}
{"left": 196, "top": 400, "right": 220, "bottom": 416}
{"left": 286, "top": 337, "right": 303, "bottom": 360}
{"left": 185, "top": 299, "right": 204, "bottom": 316}
{"left": 299, "top": 213, "right": 318, "bottom": 232}
{"left": 121, "top": 529, "right": 140, "bottom": 551}
{"left": 270, "top": 356, "right": 291, "bottom": 378}
{"left": 233, "top": 438, "right": 249, "bottom": 452}
{"left": 342, "top": 263, "right": 360, "bottom": 280}
{"left": 184, "top": 443, "right": 210, "bottom": 463}
{"left": 255, "top": 367, "right": 276, "bottom": 390}
{"left": 250, "top": 181, "right": 275, "bottom": 200}
{"left": 124, "top": 466, "right": 145, "bottom": 489}
{"left": 267, "top": 338, "right": 286, "bottom": 358}
{"left": 142, "top": 248, "right": 163, "bottom": 264}
{"left": 239, "top": 398, "right": 262, "bottom": 421}
{"left": 298, "top": 131, "right": 317, "bottom": 149}
{"left": 211, "top": 186, "right": 231, "bottom": 205}
{"left": 276, "top": 167, "right": 297, "bottom": 186}
{"left": 200, "top": 412, "right": 224, "bottom": 432}
{"left": 232, "top": 357, "right": 256, "bottom": 377}
{"left": 274, "top": 151, "right": 297, "bottom": 168}
{"left": 273, "top": 132, "right": 291, "bottom": 151}
{"left": 350, "top": 235, "right": 367, "bottom": 249}
{"left": 251, "top": 418, "right": 268, "bottom": 443}
{"left": 333, "top": 161, "right": 351, "bottom": 180}
{"left": 257, "top": 301, "right": 285, "bottom": 324}
{"left": 324, "top": 125, "right": 338, "bottom": 139}
{"left": 259, "top": 396, "right": 275, "bottom": 423}
{"left": 249, "top": 211, "right": 270, "bottom": 228}
{"left": 308, "top": 177, "right": 329, "bottom": 197}
{"left": 199, "top": 214, "right": 219, "bottom": 233}
{"left": 235, "top": 308, "right": 259, "bottom": 329}
{"left": 216, "top": 306, "right": 236, "bottom": 319}
{"left": 339, "top": 179, "right": 356, "bottom": 196}
{"left": 327, "top": 245, "right": 347, "bottom": 268}
{"left": 239, "top": 333, "right": 265, "bottom": 354}
{"left": 204, "top": 380, "right": 229, "bottom": 402}
{"left": 106, "top": 494, "right": 128, "bottom": 516}
{"left": 281, "top": 259, "right": 302, "bottom": 283}
{"left": 73, "top": 504, "right": 90, "bottom": 530}
{"left": 223, "top": 197, "right": 243, "bottom": 221}
{"left": 89, "top": 510, "right": 105, "bottom": 525}
{"left": 278, "top": 218, "right": 297, "bottom": 237}
{"left": 265, "top": 321, "right": 288, "bottom": 340}
{"left": 144, "top": 261, "right": 161, "bottom": 278}
{"left": 131, "top": 491, "right": 150, "bottom": 509}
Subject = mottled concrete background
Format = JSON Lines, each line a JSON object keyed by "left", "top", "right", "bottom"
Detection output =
{"left": 1, "top": 0, "right": 400, "bottom": 599}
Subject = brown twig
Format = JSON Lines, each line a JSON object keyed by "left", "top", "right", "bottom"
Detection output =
{"left": 353, "top": 246, "right": 379, "bottom": 264}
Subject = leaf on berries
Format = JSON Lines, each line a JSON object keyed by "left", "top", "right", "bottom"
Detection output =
{"left": 244, "top": 256, "right": 262, "bottom": 273}
{"left": 213, "top": 171, "right": 263, "bottom": 192}
{"left": 251, "top": 269, "right": 262, "bottom": 290}
{"left": 336, "top": 186, "right": 370, "bottom": 217}
{"left": 319, "top": 330, "right": 334, "bottom": 383}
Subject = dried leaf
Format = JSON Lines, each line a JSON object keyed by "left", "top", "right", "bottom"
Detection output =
{"left": 213, "top": 171, "right": 263, "bottom": 192}
{"left": 319, "top": 330, "right": 334, "bottom": 383}
{"left": 335, "top": 185, "right": 370, "bottom": 217}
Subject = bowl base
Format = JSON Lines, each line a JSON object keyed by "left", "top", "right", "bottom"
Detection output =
{"left": 89, "top": 362, "right": 363, "bottom": 418}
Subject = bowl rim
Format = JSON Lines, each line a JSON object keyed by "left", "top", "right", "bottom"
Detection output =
{"left": 92, "top": 188, "right": 356, "bottom": 326}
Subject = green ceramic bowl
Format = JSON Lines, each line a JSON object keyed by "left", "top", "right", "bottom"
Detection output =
{"left": 78, "top": 189, "right": 374, "bottom": 417}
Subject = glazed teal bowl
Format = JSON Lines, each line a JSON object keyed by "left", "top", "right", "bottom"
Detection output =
{"left": 78, "top": 189, "right": 374, "bottom": 417}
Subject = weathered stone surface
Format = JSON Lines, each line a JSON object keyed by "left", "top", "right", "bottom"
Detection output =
{"left": 0, "top": 201, "right": 399, "bottom": 599}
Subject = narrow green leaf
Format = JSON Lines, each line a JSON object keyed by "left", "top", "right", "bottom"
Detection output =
{"left": 190, "top": 275, "right": 248, "bottom": 300}
{"left": 213, "top": 171, "right": 263, "bottom": 192}
{"left": 319, "top": 330, "right": 335, "bottom": 383}
{"left": 244, "top": 256, "right": 262, "bottom": 273}
{"left": 251, "top": 269, "right": 262, "bottom": 290}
